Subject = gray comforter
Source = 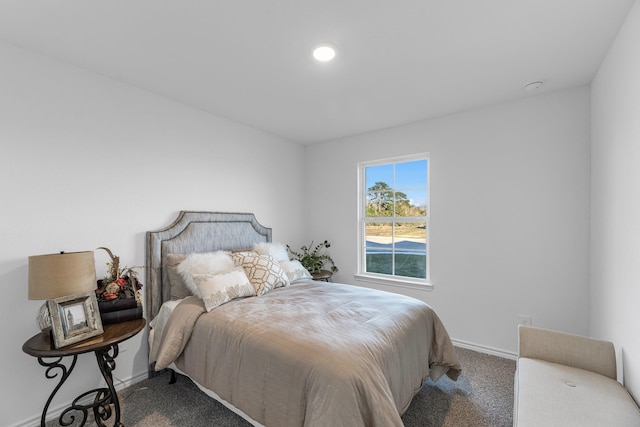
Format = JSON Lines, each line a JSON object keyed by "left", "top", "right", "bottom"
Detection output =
{"left": 153, "top": 281, "right": 461, "bottom": 427}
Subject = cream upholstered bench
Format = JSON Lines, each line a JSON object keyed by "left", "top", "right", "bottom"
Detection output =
{"left": 514, "top": 325, "right": 640, "bottom": 426}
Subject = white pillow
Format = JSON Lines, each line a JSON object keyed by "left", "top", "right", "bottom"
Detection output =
{"left": 191, "top": 269, "right": 255, "bottom": 312}
{"left": 232, "top": 252, "right": 290, "bottom": 295}
{"left": 176, "top": 251, "right": 236, "bottom": 297}
{"left": 279, "top": 260, "right": 312, "bottom": 283}
{"left": 252, "top": 242, "right": 289, "bottom": 262}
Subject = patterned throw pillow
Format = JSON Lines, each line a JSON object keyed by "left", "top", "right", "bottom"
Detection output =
{"left": 232, "top": 252, "right": 290, "bottom": 295}
{"left": 279, "top": 260, "right": 312, "bottom": 283}
{"left": 191, "top": 269, "right": 255, "bottom": 312}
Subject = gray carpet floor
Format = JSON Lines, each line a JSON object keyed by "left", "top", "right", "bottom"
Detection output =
{"left": 49, "top": 346, "right": 516, "bottom": 426}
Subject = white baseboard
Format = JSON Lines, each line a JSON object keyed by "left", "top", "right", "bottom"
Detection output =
{"left": 452, "top": 338, "right": 517, "bottom": 360}
{"left": 10, "top": 370, "right": 148, "bottom": 427}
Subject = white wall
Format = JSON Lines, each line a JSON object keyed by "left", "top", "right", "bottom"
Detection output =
{"left": 0, "top": 41, "right": 306, "bottom": 427}
{"left": 591, "top": 0, "right": 640, "bottom": 400}
{"left": 305, "top": 87, "right": 592, "bottom": 355}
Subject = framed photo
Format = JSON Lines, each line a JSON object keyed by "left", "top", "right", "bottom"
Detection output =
{"left": 47, "top": 291, "right": 104, "bottom": 349}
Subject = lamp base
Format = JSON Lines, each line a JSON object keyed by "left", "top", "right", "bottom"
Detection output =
{"left": 37, "top": 302, "right": 51, "bottom": 332}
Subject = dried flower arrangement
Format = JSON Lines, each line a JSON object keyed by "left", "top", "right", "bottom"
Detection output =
{"left": 95, "top": 247, "right": 143, "bottom": 304}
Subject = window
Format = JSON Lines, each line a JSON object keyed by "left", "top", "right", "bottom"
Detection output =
{"left": 357, "top": 154, "right": 429, "bottom": 286}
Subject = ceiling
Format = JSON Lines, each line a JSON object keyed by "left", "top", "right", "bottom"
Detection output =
{"left": 0, "top": 1, "right": 634, "bottom": 144}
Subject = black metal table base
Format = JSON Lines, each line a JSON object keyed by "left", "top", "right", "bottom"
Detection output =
{"left": 37, "top": 344, "right": 122, "bottom": 427}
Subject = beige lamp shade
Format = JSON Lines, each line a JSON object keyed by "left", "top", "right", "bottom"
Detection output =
{"left": 28, "top": 251, "right": 97, "bottom": 300}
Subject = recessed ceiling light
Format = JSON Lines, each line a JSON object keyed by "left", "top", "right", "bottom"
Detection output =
{"left": 313, "top": 45, "right": 336, "bottom": 62}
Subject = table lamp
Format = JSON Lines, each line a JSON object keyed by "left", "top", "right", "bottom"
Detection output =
{"left": 28, "top": 251, "right": 97, "bottom": 331}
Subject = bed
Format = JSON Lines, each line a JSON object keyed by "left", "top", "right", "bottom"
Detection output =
{"left": 146, "top": 211, "right": 461, "bottom": 427}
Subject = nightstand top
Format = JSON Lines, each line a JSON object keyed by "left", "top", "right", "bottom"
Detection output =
{"left": 311, "top": 269, "right": 333, "bottom": 281}
{"left": 23, "top": 318, "right": 145, "bottom": 358}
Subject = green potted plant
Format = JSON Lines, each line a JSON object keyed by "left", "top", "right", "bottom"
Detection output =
{"left": 287, "top": 240, "right": 338, "bottom": 274}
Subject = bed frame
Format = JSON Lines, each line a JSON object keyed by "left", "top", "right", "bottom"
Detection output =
{"left": 145, "top": 211, "right": 272, "bottom": 320}
{"left": 144, "top": 212, "right": 461, "bottom": 427}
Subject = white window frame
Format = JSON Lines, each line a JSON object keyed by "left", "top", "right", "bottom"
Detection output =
{"left": 355, "top": 153, "right": 432, "bottom": 290}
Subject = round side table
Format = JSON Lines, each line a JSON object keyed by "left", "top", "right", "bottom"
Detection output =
{"left": 23, "top": 318, "right": 145, "bottom": 427}
{"left": 311, "top": 269, "right": 333, "bottom": 282}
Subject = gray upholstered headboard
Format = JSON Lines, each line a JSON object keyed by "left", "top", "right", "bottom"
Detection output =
{"left": 145, "top": 211, "right": 272, "bottom": 319}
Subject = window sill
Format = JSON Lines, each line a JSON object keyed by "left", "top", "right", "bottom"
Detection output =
{"left": 353, "top": 273, "right": 433, "bottom": 292}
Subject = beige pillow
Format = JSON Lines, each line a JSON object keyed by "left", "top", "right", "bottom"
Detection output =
{"left": 279, "top": 260, "right": 312, "bottom": 283}
{"left": 166, "top": 254, "right": 189, "bottom": 299}
{"left": 232, "top": 252, "right": 289, "bottom": 295}
{"left": 191, "top": 269, "right": 255, "bottom": 311}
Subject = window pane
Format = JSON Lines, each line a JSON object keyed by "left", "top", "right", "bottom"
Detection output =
{"left": 365, "top": 222, "right": 392, "bottom": 246}
{"left": 365, "top": 164, "right": 393, "bottom": 190}
{"left": 394, "top": 251, "right": 426, "bottom": 279}
{"left": 393, "top": 222, "right": 426, "bottom": 278}
{"left": 395, "top": 160, "right": 427, "bottom": 189}
{"left": 366, "top": 191, "right": 394, "bottom": 217}
{"left": 366, "top": 250, "right": 392, "bottom": 275}
{"left": 396, "top": 189, "right": 427, "bottom": 216}
{"left": 394, "top": 222, "right": 426, "bottom": 245}
{"left": 365, "top": 222, "right": 393, "bottom": 274}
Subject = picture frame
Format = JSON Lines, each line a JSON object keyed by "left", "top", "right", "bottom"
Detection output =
{"left": 47, "top": 291, "right": 104, "bottom": 349}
